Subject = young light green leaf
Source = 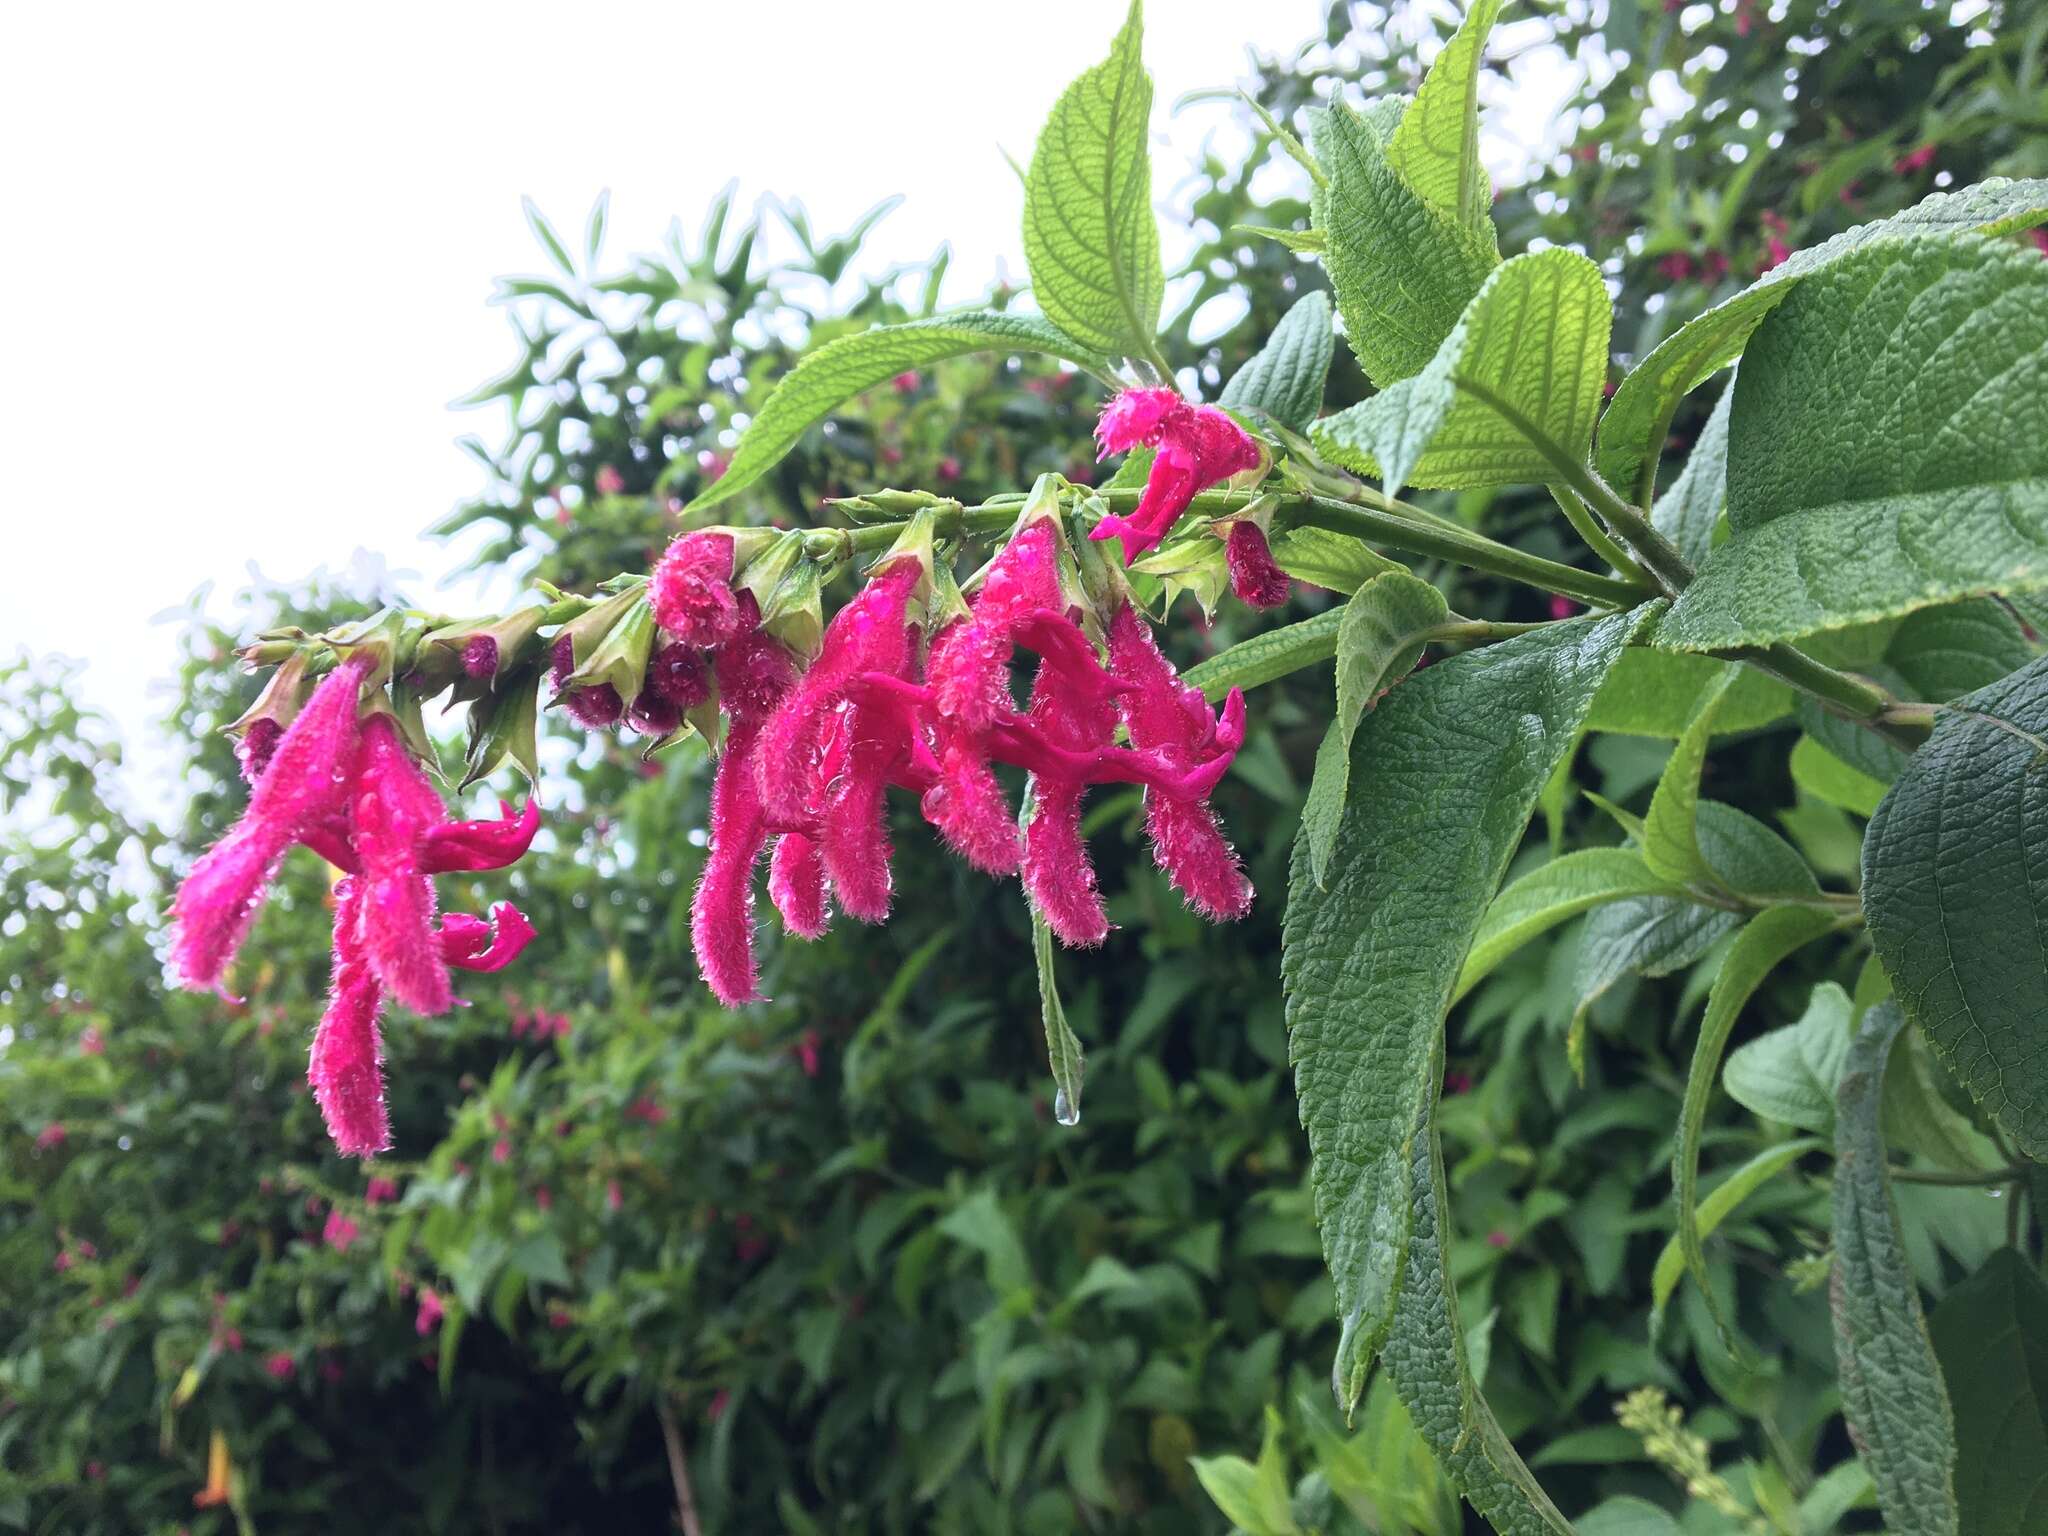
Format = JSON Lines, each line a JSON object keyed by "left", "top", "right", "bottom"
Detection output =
{"left": 1381, "top": 1106, "right": 1576, "bottom": 1535}
{"left": 1265, "top": 525, "right": 1405, "bottom": 595}
{"left": 1307, "top": 99, "right": 1498, "bottom": 389}
{"left": 1596, "top": 178, "right": 2048, "bottom": 505}
{"left": 1650, "top": 375, "right": 1733, "bottom": 567}
{"left": 1649, "top": 1138, "right": 1825, "bottom": 1312}
{"left": 1669, "top": 906, "right": 1837, "bottom": 1346}
{"left": 1285, "top": 611, "right": 1641, "bottom": 1412}
{"left": 1455, "top": 848, "right": 1684, "bottom": 1002}
{"left": 1831, "top": 1000, "right": 1961, "bottom": 1536}
{"left": 1929, "top": 1249, "right": 2048, "bottom": 1536}
{"left": 1182, "top": 607, "right": 1344, "bottom": 700}
{"left": 1865, "top": 654, "right": 2048, "bottom": 1158}
{"left": 685, "top": 312, "right": 1107, "bottom": 514}
{"left": 1032, "top": 914, "right": 1084, "bottom": 1127}
{"left": 1658, "top": 234, "right": 2048, "bottom": 651}
{"left": 1723, "top": 981, "right": 1855, "bottom": 1134}
{"left": 1639, "top": 663, "right": 1739, "bottom": 887}
{"left": 1219, "top": 289, "right": 1335, "bottom": 432}
{"left": 1302, "top": 571, "right": 1449, "bottom": 884}
{"left": 1188, "top": 1406, "right": 1298, "bottom": 1536}
{"left": 1882, "top": 1023, "right": 2003, "bottom": 1175}
{"left": 1790, "top": 735, "right": 1888, "bottom": 818}
{"left": 1583, "top": 647, "right": 1792, "bottom": 739}
{"left": 1021, "top": 0, "right": 1164, "bottom": 360}
{"left": 1387, "top": 0, "right": 1504, "bottom": 241}
{"left": 1313, "top": 247, "right": 1610, "bottom": 498}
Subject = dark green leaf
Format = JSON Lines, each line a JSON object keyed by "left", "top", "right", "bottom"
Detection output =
{"left": 1219, "top": 290, "right": 1334, "bottom": 432}
{"left": 1928, "top": 1250, "right": 2048, "bottom": 1536}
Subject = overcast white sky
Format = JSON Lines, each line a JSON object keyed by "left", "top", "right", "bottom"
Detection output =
{"left": 0, "top": 1, "right": 1577, "bottom": 808}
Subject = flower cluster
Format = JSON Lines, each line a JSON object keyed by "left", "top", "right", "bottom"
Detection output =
{"left": 656, "top": 485, "right": 1254, "bottom": 1007}
{"left": 170, "top": 657, "right": 539, "bottom": 1155}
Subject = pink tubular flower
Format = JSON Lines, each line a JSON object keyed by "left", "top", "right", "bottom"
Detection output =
{"left": 309, "top": 879, "right": 392, "bottom": 1157}
{"left": 350, "top": 716, "right": 453, "bottom": 1014}
{"left": 34, "top": 1123, "right": 66, "bottom": 1152}
{"left": 170, "top": 656, "right": 371, "bottom": 992}
{"left": 1090, "top": 389, "right": 1261, "bottom": 562}
{"left": 1656, "top": 251, "right": 1694, "bottom": 283}
{"left": 1019, "top": 656, "right": 1119, "bottom": 947}
{"left": 1106, "top": 605, "right": 1253, "bottom": 921}
{"left": 651, "top": 531, "right": 745, "bottom": 648}
{"left": 768, "top": 833, "right": 829, "bottom": 939}
{"left": 415, "top": 1288, "right": 445, "bottom": 1335}
{"left": 78, "top": 1027, "right": 104, "bottom": 1056}
{"left": 1894, "top": 142, "right": 1937, "bottom": 175}
{"left": 1225, "top": 522, "right": 1291, "bottom": 609}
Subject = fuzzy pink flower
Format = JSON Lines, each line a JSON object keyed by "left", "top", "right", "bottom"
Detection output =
{"left": 309, "top": 879, "right": 392, "bottom": 1157}
{"left": 1091, "top": 389, "right": 1261, "bottom": 561}
{"left": 461, "top": 635, "right": 499, "bottom": 679}
{"left": 550, "top": 634, "right": 624, "bottom": 729}
{"left": 767, "top": 833, "right": 829, "bottom": 939}
{"left": 1225, "top": 522, "right": 1290, "bottom": 609}
{"left": 322, "top": 1210, "right": 361, "bottom": 1252}
{"left": 626, "top": 689, "right": 682, "bottom": 738}
{"left": 349, "top": 715, "right": 453, "bottom": 1015}
{"left": 651, "top": 531, "right": 745, "bottom": 648}
{"left": 1018, "top": 645, "right": 1121, "bottom": 947}
{"left": 170, "top": 656, "right": 370, "bottom": 991}
{"left": 1106, "top": 606, "right": 1252, "bottom": 921}
{"left": 646, "top": 642, "right": 712, "bottom": 710}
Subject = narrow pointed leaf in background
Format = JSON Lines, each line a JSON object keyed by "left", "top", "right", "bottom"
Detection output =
{"left": 1830, "top": 1000, "right": 1960, "bottom": 1535}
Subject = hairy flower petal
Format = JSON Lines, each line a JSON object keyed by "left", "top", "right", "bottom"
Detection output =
{"left": 348, "top": 715, "right": 453, "bottom": 1014}
{"left": 308, "top": 878, "right": 391, "bottom": 1157}
{"left": 650, "top": 531, "right": 743, "bottom": 647}
{"left": 1226, "top": 521, "right": 1291, "bottom": 609}
{"left": 768, "top": 833, "right": 830, "bottom": 939}
{"left": 420, "top": 799, "right": 540, "bottom": 874}
{"left": 439, "top": 902, "right": 538, "bottom": 972}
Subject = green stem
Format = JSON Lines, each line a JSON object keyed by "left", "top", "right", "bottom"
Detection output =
{"left": 1550, "top": 484, "right": 1655, "bottom": 587}
{"left": 1889, "top": 1165, "right": 2026, "bottom": 1187}
{"left": 1732, "top": 645, "right": 1924, "bottom": 752}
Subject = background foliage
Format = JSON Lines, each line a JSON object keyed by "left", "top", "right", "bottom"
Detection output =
{"left": 4, "top": 3, "right": 2045, "bottom": 1532}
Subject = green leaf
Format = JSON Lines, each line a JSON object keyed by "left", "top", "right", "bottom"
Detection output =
{"left": 1284, "top": 610, "right": 1641, "bottom": 1411}
{"left": 1020, "top": 0, "right": 1163, "bottom": 360}
{"left": 1032, "top": 914, "right": 1084, "bottom": 1126}
{"left": 1865, "top": 654, "right": 2048, "bottom": 1158}
{"left": 1658, "top": 234, "right": 2048, "bottom": 651}
{"left": 1266, "top": 525, "right": 1405, "bottom": 595}
{"left": 1883, "top": 1023, "right": 2003, "bottom": 1174}
{"left": 1219, "top": 290, "right": 1335, "bottom": 433}
{"left": 521, "top": 194, "right": 577, "bottom": 277}
{"left": 1650, "top": 376, "right": 1734, "bottom": 567}
{"left": 1830, "top": 1000, "right": 1961, "bottom": 1536}
{"left": 1181, "top": 608, "right": 1343, "bottom": 701}
{"left": 1583, "top": 647, "right": 1791, "bottom": 739}
{"left": 1694, "top": 801, "right": 1822, "bottom": 902}
{"left": 1668, "top": 906, "right": 1837, "bottom": 1344}
{"left": 686, "top": 312, "right": 1108, "bottom": 513}
{"left": 1386, "top": 0, "right": 1504, "bottom": 243}
{"left": 1301, "top": 572, "right": 1449, "bottom": 884}
{"left": 1928, "top": 1249, "right": 2048, "bottom": 1536}
{"left": 1313, "top": 247, "right": 1610, "bottom": 498}
{"left": 1189, "top": 1407, "right": 1298, "bottom": 1536}
{"left": 1596, "top": 178, "right": 2048, "bottom": 505}
{"left": 1307, "top": 100, "right": 1498, "bottom": 389}
{"left": 1790, "top": 735, "right": 1888, "bottom": 818}
{"left": 1575, "top": 1497, "right": 1683, "bottom": 1536}
{"left": 460, "top": 667, "right": 542, "bottom": 791}
{"left": 1650, "top": 1138, "right": 1826, "bottom": 1312}
{"left": 1456, "top": 848, "right": 1683, "bottom": 1002}
{"left": 1569, "top": 896, "right": 1740, "bottom": 1077}
{"left": 1724, "top": 981, "right": 1856, "bottom": 1134}
{"left": 1640, "top": 664, "right": 1738, "bottom": 887}
{"left": 1382, "top": 1110, "right": 1575, "bottom": 1535}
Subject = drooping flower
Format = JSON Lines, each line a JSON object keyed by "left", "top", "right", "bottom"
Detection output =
{"left": 1091, "top": 389, "right": 1262, "bottom": 562}
{"left": 1224, "top": 521, "right": 1290, "bottom": 609}
{"left": 651, "top": 531, "right": 746, "bottom": 648}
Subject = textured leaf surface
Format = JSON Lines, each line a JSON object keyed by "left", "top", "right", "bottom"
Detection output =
{"left": 686, "top": 312, "right": 1107, "bottom": 513}
{"left": 1658, "top": 235, "right": 2048, "bottom": 650}
{"left": 1724, "top": 981, "right": 1855, "bottom": 1134}
{"left": 1382, "top": 1110, "right": 1574, "bottom": 1535}
{"left": 1284, "top": 611, "right": 1639, "bottom": 1409}
{"left": 1266, "top": 525, "right": 1406, "bottom": 596}
{"left": 1865, "top": 654, "right": 2048, "bottom": 1158}
{"left": 1583, "top": 647, "right": 1791, "bottom": 739}
{"left": 1021, "top": 1, "right": 1161, "bottom": 360}
{"left": 1790, "top": 736, "right": 1887, "bottom": 818}
{"left": 1219, "top": 290, "right": 1335, "bottom": 433}
{"left": 1182, "top": 608, "right": 1342, "bottom": 701}
{"left": 1302, "top": 572, "right": 1449, "bottom": 884}
{"left": 1929, "top": 1249, "right": 2048, "bottom": 1536}
{"left": 1668, "top": 906, "right": 1836, "bottom": 1341}
{"left": 1596, "top": 178, "right": 2048, "bottom": 503}
{"left": 1456, "top": 848, "right": 1681, "bottom": 1002}
{"left": 1385, "top": 0, "right": 1503, "bottom": 243}
{"left": 1313, "top": 247, "right": 1610, "bottom": 497}
{"left": 1308, "top": 100, "right": 1497, "bottom": 389}
{"left": 1651, "top": 376, "right": 1734, "bottom": 567}
{"left": 1568, "top": 895, "right": 1741, "bottom": 1076}
{"left": 1640, "top": 664, "right": 1738, "bottom": 887}
{"left": 1830, "top": 1000, "right": 1960, "bottom": 1536}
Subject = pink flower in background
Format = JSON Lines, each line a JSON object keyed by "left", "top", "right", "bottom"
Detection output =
{"left": 2030, "top": 229, "right": 2048, "bottom": 257}
{"left": 415, "top": 1288, "right": 445, "bottom": 1336}
{"left": 706, "top": 1389, "right": 730, "bottom": 1423}
{"left": 78, "top": 1026, "right": 104, "bottom": 1056}
{"left": 606, "top": 1179, "right": 624, "bottom": 1212}
{"left": 1548, "top": 596, "right": 1582, "bottom": 621}
{"left": 322, "top": 1211, "right": 361, "bottom": 1253}
{"left": 891, "top": 370, "right": 920, "bottom": 394}
{"left": 1656, "top": 252, "right": 1694, "bottom": 283}
{"left": 34, "top": 1124, "right": 66, "bottom": 1152}
{"left": 594, "top": 463, "right": 626, "bottom": 496}
{"left": 265, "top": 1352, "right": 296, "bottom": 1381}
{"left": 1894, "top": 142, "right": 1937, "bottom": 175}
{"left": 625, "top": 1097, "right": 668, "bottom": 1125}
{"left": 492, "top": 1139, "right": 512, "bottom": 1164}
{"left": 365, "top": 1176, "right": 399, "bottom": 1205}
{"left": 1090, "top": 388, "right": 1262, "bottom": 561}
